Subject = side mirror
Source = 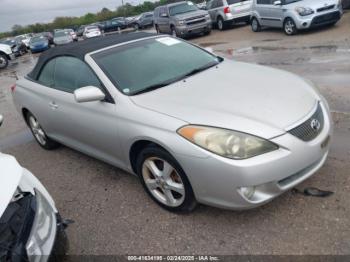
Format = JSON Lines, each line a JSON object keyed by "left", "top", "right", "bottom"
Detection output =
{"left": 274, "top": 0, "right": 282, "bottom": 5}
{"left": 74, "top": 86, "right": 105, "bottom": 103}
{"left": 160, "top": 13, "right": 168, "bottom": 18}
{"left": 0, "top": 115, "right": 3, "bottom": 127}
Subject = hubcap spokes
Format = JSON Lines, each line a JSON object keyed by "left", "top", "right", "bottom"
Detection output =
{"left": 142, "top": 157, "right": 185, "bottom": 207}
{"left": 29, "top": 116, "right": 46, "bottom": 145}
{"left": 285, "top": 21, "right": 294, "bottom": 34}
{"left": 0, "top": 57, "right": 5, "bottom": 66}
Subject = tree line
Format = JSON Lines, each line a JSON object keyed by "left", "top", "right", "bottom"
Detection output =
{"left": 0, "top": 0, "right": 203, "bottom": 39}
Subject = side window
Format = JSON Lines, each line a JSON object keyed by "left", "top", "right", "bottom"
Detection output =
{"left": 211, "top": 0, "right": 218, "bottom": 8}
{"left": 53, "top": 56, "right": 101, "bottom": 93}
{"left": 257, "top": 0, "right": 272, "bottom": 4}
{"left": 38, "top": 59, "right": 56, "bottom": 87}
{"left": 206, "top": 0, "right": 213, "bottom": 9}
{"left": 217, "top": 0, "right": 224, "bottom": 7}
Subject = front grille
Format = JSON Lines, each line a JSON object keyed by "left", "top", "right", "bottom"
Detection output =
{"left": 317, "top": 4, "right": 335, "bottom": 12}
{"left": 288, "top": 103, "right": 324, "bottom": 142}
{"left": 0, "top": 193, "right": 35, "bottom": 261}
{"left": 312, "top": 11, "right": 341, "bottom": 25}
{"left": 187, "top": 19, "right": 206, "bottom": 25}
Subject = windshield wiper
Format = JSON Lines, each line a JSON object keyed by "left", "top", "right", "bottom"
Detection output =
{"left": 132, "top": 80, "right": 176, "bottom": 95}
{"left": 181, "top": 61, "right": 219, "bottom": 78}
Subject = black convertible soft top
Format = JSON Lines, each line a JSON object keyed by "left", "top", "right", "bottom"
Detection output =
{"left": 28, "top": 32, "right": 156, "bottom": 80}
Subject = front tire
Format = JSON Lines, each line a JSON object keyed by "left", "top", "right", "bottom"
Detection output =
{"left": 170, "top": 26, "right": 177, "bottom": 37}
{"left": 251, "top": 17, "right": 261, "bottom": 32}
{"left": 26, "top": 112, "right": 60, "bottom": 150}
{"left": 0, "top": 53, "right": 9, "bottom": 69}
{"left": 136, "top": 146, "right": 197, "bottom": 212}
{"left": 284, "top": 18, "right": 297, "bottom": 35}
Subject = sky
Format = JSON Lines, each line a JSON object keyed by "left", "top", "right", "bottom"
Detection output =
{"left": 0, "top": 0, "right": 139, "bottom": 32}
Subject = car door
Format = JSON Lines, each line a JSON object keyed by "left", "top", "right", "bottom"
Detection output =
{"left": 207, "top": 0, "right": 219, "bottom": 21}
{"left": 256, "top": 0, "right": 282, "bottom": 27}
{"left": 158, "top": 7, "right": 170, "bottom": 33}
{"left": 44, "top": 56, "right": 124, "bottom": 166}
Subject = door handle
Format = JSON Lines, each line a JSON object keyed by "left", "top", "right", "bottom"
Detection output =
{"left": 49, "top": 101, "right": 58, "bottom": 109}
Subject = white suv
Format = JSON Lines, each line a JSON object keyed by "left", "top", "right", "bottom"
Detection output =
{"left": 251, "top": 0, "right": 343, "bottom": 35}
{"left": 0, "top": 43, "right": 15, "bottom": 69}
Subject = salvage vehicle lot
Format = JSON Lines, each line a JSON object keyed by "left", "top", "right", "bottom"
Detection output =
{"left": 0, "top": 12, "right": 350, "bottom": 255}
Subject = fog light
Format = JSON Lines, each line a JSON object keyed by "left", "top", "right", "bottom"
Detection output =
{"left": 240, "top": 186, "right": 256, "bottom": 200}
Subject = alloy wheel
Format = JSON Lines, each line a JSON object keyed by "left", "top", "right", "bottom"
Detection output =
{"left": 252, "top": 19, "right": 258, "bottom": 31}
{"left": 0, "top": 55, "right": 7, "bottom": 69}
{"left": 218, "top": 19, "right": 223, "bottom": 30}
{"left": 142, "top": 157, "right": 185, "bottom": 207}
{"left": 28, "top": 116, "right": 47, "bottom": 146}
{"left": 285, "top": 19, "right": 296, "bottom": 35}
{"left": 171, "top": 28, "right": 177, "bottom": 37}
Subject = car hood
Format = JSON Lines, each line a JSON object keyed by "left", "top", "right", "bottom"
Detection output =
{"left": 174, "top": 9, "right": 208, "bottom": 20}
{"left": 286, "top": 0, "right": 338, "bottom": 9}
{"left": 0, "top": 43, "right": 12, "bottom": 54}
{"left": 0, "top": 153, "right": 22, "bottom": 217}
{"left": 131, "top": 61, "right": 318, "bottom": 139}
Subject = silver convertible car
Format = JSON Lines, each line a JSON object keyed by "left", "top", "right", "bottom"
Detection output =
{"left": 13, "top": 32, "right": 332, "bottom": 212}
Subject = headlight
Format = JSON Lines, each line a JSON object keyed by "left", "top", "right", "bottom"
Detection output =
{"left": 178, "top": 125, "right": 278, "bottom": 159}
{"left": 177, "top": 20, "right": 185, "bottom": 25}
{"left": 295, "top": 6, "right": 314, "bottom": 16}
{"left": 26, "top": 189, "right": 56, "bottom": 261}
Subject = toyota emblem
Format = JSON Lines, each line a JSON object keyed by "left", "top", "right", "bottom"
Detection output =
{"left": 310, "top": 119, "right": 321, "bottom": 131}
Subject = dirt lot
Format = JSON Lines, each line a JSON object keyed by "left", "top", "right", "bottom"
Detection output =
{"left": 0, "top": 12, "right": 349, "bottom": 256}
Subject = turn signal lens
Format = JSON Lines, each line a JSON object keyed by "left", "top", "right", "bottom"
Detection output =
{"left": 224, "top": 7, "right": 231, "bottom": 14}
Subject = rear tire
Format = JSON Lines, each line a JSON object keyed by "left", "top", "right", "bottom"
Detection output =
{"left": 0, "top": 53, "right": 9, "bottom": 69}
{"left": 284, "top": 18, "right": 297, "bottom": 35}
{"left": 251, "top": 17, "right": 261, "bottom": 32}
{"left": 26, "top": 111, "right": 60, "bottom": 150}
{"left": 217, "top": 17, "right": 225, "bottom": 31}
{"left": 136, "top": 146, "right": 197, "bottom": 213}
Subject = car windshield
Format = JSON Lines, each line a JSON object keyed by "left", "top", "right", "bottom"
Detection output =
{"left": 169, "top": 2, "right": 198, "bottom": 16}
{"left": 93, "top": 37, "right": 221, "bottom": 95}
{"left": 30, "top": 36, "right": 45, "bottom": 43}
{"left": 2, "top": 40, "right": 15, "bottom": 45}
{"left": 55, "top": 31, "right": 69, "bottom": 37}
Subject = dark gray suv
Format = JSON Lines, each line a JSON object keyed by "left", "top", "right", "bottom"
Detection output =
{"left": 154, "top": 1, "right": 212, "bottom": 37}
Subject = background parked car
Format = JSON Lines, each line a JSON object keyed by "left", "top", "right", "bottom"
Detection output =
{"left": 53, "top": 30, "right": 74, "bottom": 46}
{"left": 251, "top": 0, "right": 343, "bottom": 35}
{"left": 129, "top": 12, "right": 154, "bottom": 30}
{"left": 77, "top": 25, "right": 87, "bottom": 37}
{"left": 100, "top": 19, "right": 127, "bottom": 33}
{"left": 15, "top": 34, "right": 32, "bottom": 48}
{"left": 206, "top": 0, "right": 252, "bottom": 30}
{"left": 154, "top": 1, "right": 212, "bottom": 37}
{"left": 1, "top": 38, "right": 28, "bottom": 57}
{"left": 66, "top": 29, "right": 78, "bottom": 41}
{"left": 0, "top": 43, "right": 15, "bottom": 69}
{"left": 29, "top": 35, "right": 50, "bottom": 53}
{"left": 40, "top": 31, "right": 54, "bottom": 45}
{"left": 83, "top": 26, "right": 102, "bottom": 39}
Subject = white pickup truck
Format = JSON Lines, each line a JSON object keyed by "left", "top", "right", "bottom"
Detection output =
{"left": 0, "top": 43, "right": 15, "bottom": 69}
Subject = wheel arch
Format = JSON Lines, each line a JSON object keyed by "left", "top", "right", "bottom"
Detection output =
{"left": 129, "top": 139, "right": 176, "bottom": 175}
{"left": 0, "top": 51, "right": 11, "bottom": 61}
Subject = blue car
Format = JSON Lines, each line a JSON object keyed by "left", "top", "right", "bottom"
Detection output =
{"left": 29, "top": 35, "right": 50, "bottom": 53}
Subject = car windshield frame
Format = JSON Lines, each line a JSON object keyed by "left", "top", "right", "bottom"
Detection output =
{"left": 91, "top": 36, "right": 222, "bottom": 96}
{"left": 169, "top": 2, "right": 199, "bottom": 16}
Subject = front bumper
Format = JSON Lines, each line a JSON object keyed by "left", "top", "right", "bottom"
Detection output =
{"left": 175, "top": 101, "right": 332, "bottom": 210}
{"left": 176, "top": 20, "right": 212, "bottom": 36}
{"left": 48, "top": 214, "right": 69, "bottom": 262}
{"left": 294, "top": 10, "right": 342, "bottom": 29}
